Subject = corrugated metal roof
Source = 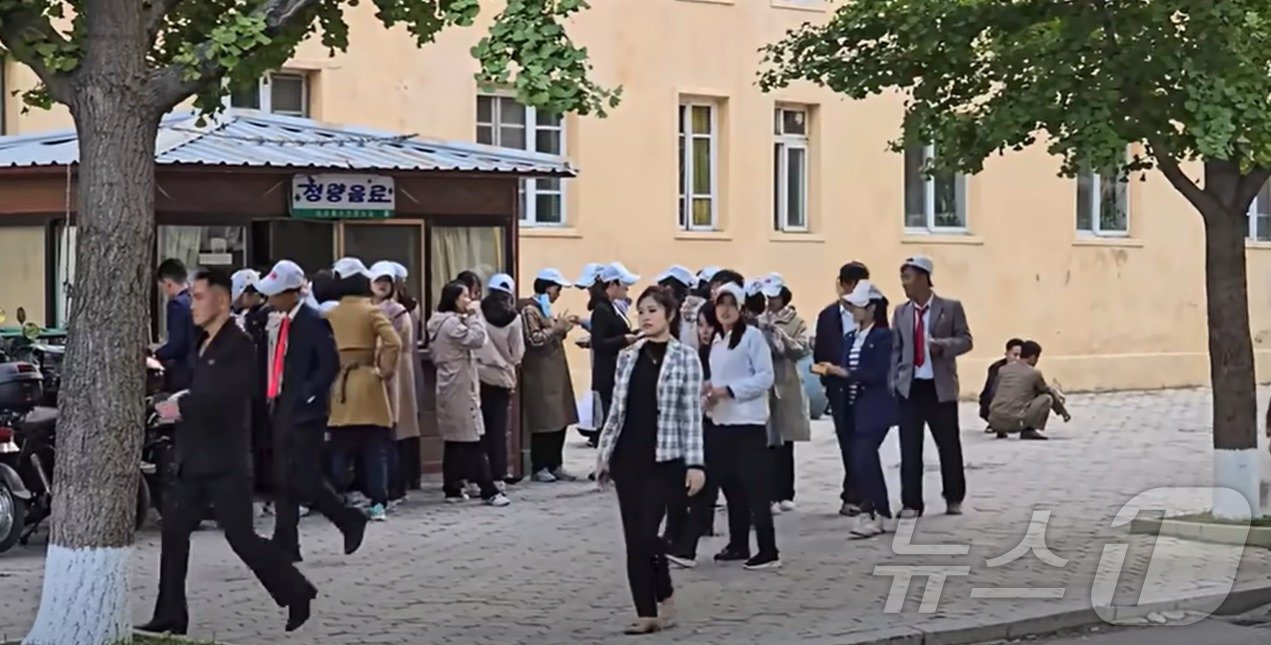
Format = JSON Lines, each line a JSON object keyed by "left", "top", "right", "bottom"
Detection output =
{"left": 0, "top": 109, "right": 576, "bottom": 176}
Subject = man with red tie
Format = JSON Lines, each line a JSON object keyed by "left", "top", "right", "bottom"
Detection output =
{"left": 256, "top": 260, "right": 368, "bottom": 562}
{"left": 890, "top": 256, "right": 973, "bottom": 518}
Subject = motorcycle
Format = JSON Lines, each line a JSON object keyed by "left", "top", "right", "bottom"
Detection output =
{"left": 0, "top": 413, "right": 33, "bottom": 553}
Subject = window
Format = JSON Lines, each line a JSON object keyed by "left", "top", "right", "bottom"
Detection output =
{"left": 1248, "top": 181, "right": 1271, "bottom": 242}
{"left": 1076, "top": 167, "right": 1129, "bottom": 236}
{"left": 679, "top": 102, "right": 718, "bottom": 230}
{"left": 343, "top": 223, "right": 423, "bottom": 304}
{"left": 229, "top": 72, "right": 309, "bottom": 117}
{"left": 155, "top": 226, "right": 246, "bottom": 338}
{"left": 903, "top": 144, "right": 966, "bottom": 231}
{"left": 428, "top": 225, "right": 507, "bottom": 314}
{"left": 773, "top": 107, "right": 809, "bottom": 231}
{"left": 476, "top": 94, "right": 565, "bottom": 226}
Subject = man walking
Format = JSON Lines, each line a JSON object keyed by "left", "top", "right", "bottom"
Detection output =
{"left": 891, "top": 256, "right": 972, "bottom": 517}
{"left": 139, "top": 268, "right": 316, "bottom": 636}
{"left": 988, "top": 340, "right": 1070, "bottom": 440}
{"left": 155, "top": 258, "right": 196, "bottom": 391}
{"left": 814, "top": 261, "right": 870, "bottom": 516}
{"left": 255, "top": 260, "right": 368, "bottom": 562}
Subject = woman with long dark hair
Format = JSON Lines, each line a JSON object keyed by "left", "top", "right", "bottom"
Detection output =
{"left": 704, "top": 282, "right": 779, "bottom": 570}
{"left": 476, "top": 273, "right": 525, "bottom": 486}
{"left": 595, "top": 286, "right": 705, "bottom": 634}
{"left": 825, "top": 280, "right": 897, "bottom": 538}
{"left": 585, "top": 262, "right": 640, "bottom": 452}
{"left": 756, "top": 276, "right": 812, "bottom": 513}
{"left": 369, "top": 261, "right": 420, "bottom": 507}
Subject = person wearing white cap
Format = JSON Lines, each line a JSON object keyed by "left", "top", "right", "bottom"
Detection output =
{"left": 701, "top": 281, "right": 780, "bottom": 570}
{"left": 676, "top": 267, "right": 738, "bottom": 351}
{"left": 583, "top": 262, "right": 642, "bottom": 452}
{"left": 655, "top": 265, "right": 697, "bottom": 305}
{"left": 369, "top": 261, "right": 422, "bottom": 507}
{"left": 818, "top": 281, "right": 897, "bottom": 538}
{"left": 893, "top": 255, "right": 972, "bottom": 517}
{"left": 519, "top": 268, "right": 580, "bottom": 480}
{"left": 755, "top": 273, "right": 812, "bottom": 514}
{"left": 476, "top": 274, "right": 525, "bottom": 488}
{"left": 575, "top": 262, "right": 605, "bottom": 291}
{"left": 324, "top": 260, "right": 403, "bottom": 521}
{"left": 229, "top": 268, "right": 272, "bottom": 502}
{"left": 253, "top": 260, "right": 370, "bottom": 561}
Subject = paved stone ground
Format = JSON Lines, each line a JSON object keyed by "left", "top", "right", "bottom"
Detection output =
{"left": 2, "top": 388, "right": 1271, "bottom": 645}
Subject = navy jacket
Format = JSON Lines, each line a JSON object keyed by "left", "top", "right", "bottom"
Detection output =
{"left": 156, "top": 289, "right": 196, "bottom": 391}
{"left": 274, "top": 304, "right": 340, "bottom": 433}
{"left": 815, "top": 301, "right": 847, "bottom": 388}
{"left": 841, "top": 326, "right": 899, "bottom": 435}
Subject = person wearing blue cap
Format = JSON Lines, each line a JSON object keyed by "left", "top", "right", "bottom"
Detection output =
{"left": 586, "top": 262, "right": 642, "bottom": 450}
{"left": 519, "top": 268, "right": 580, "bottom": 481}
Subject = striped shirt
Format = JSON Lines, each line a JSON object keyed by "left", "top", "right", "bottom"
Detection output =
{"left": 846, "top": 325, "right": 871, "bottom": 403}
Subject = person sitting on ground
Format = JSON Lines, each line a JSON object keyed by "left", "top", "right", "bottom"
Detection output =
{"left": 979, "top": 337, "right": 1024, "bottom": 428}
{"left": 987, "top": 340, "right": 1070, "bottom": 440}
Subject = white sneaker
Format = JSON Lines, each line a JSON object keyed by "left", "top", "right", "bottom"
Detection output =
{"left": 898, "top": 508, "right": 922, "bottom": 519}
{"left": 495, "top": 480, "right": 507, "bottom": 493}
{"left": 778, "top": 500, "right": 797, "bottom": 512}
{"left": 298, "top": 505, "right": 311, "bottom": 517}
{"left": 770, "top": 502, "right": 784, "bottom": 515}
{"left": 532, "top": 469, "right": 557, "bottom": 483}
{"left": 849, "top": 514, "right": 885, "bottom": 539}
{"left": 485, "top": 493, "right": 511, "bottom": 507}
{"left": 465, "top": 482, "right": 482, "bottom": 498}
{"left": 347, "top": 491, "right": 370, "bottom": 509}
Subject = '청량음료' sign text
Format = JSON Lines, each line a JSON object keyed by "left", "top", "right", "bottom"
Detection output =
{"left": 290, "top": 174, "right": 395, "bottom": 219}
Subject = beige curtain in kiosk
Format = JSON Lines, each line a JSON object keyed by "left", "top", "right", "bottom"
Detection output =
{"left": 428, "top": 226, "right": 506, "bottom": 309}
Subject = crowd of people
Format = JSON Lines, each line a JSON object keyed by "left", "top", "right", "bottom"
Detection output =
{"left": 140, "top": 249, "right": 1075, "bottom": 636}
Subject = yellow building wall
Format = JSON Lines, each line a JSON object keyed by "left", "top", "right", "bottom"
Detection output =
{"left": 4, "top": 0, "right": 1271, "bottom": 395}
{"left": 0, "top": 226, "right": 47, "bottom": 326}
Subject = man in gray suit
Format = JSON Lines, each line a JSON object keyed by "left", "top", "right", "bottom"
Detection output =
{"left": 891, "top": 255, "right": 972, "bottom": 517}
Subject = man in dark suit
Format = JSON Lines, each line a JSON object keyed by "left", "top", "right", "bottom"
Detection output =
{"left": 139, "top": 268, "right": 316, "bottom": 636}
{"left": 256, "top": 260, "right": 367, "bottom": 562}
{"left": 155, "top": 258, "right": 196, "bottom": 391}
{"left": 891, "top": 255, "right": 973, "bottom": 518}
{"left": 978, "top": 338, "right": 1024, "bottom": 424}
{"left": 814, "top": 261, "right": 870, "bottom": 516}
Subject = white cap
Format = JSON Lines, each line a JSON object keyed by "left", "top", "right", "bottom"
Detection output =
{"left": 744, "top": 279, "right": 764, "bottom": 297}
{"left": 368, "top": 260, "right": 398, "bottom": 282}
{"left": 715, "top": 282, "right": 747, "bottom": 304}
{"left": 230, "top": 269, "right": 260, "bottom": 302}
{"left": 487, "top": 273, "right": 515, "bottom": 295}
{"left": 655, "top": 265, "right": 696, "bottom": 287}
{"left": 333, "top": 257, "right": 371, "bottom": 279}
{"left": 388, "top": 261, "right": 408, "bottom": 280}
{"left": 759, "top": 273, "right": 786, "bottom": 298}
{"left": 842, "top": 280, "right": 885, "bottom": 307}
{"left": 697, "top": 266, "right": 721, "bottom": 284}
{"left": 574, "top": 262, "right": 604, "bottom": 288}
{"left": 318, "top": 300, "right": 340, "bottom": 314}
{"left": 256, "top": 261, "right": 306, "bottom": 297}
{"left": 901, "top": 255, "right": 935, "bottom": 276}
{"left": 535, "top": 268, "right": 573, "bottom": 288}
{"left": 599, "top": 262, "right": 640, "bottom": 286}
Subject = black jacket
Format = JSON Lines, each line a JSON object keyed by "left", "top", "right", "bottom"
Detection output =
{"left": 274, "top": 304, "right": 339, "bottom": 432}
{"left": 589, "top": 297, "right": 631, "bottom": 397}
{"left": 814, "top": 301, "right": 847, "bottom": 386}
{"left": 175, "top": 321, "right": 254, "bottom": 478}
{"left": 978, "top": 357, "right": 1009, "bottom": 421}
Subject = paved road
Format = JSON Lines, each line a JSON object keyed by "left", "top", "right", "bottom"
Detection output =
{"left": 1023, "top": 609, "right": 1271, "bottom": 645}
{"left": 2, "top": 388, "right": 1271, "bottom": 645}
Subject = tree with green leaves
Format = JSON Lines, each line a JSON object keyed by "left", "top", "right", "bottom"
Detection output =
{"left": 761, "top": 1, "right": 1267, "bottom": 519}
{"left": 0, "top": 1, "right": 616, "bottom": 643}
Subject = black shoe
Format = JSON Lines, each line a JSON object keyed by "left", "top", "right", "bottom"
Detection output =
{"left": 286, "top": 583, "right": 318, "bottom": 632}
{"left": 343, "top": 514, "right": 368, "bottom": 555}
{"left": 713, "top": 546, "right": 750, "bottom": 562}
{"left": 136, "top": 619, "right": 187, "bottom": 635}
{"left": 995, "top": 432, "right": 1008, "bottom": 439}
{"left": 743, "top": 553, "right": 782, "bottom": 570}
{"left": 1020, "top": 429, "right": 1049, "bottom": 440}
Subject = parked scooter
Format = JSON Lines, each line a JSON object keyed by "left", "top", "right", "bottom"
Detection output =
{"left": 0, "top": 411, "right": 34, "bottom": 553}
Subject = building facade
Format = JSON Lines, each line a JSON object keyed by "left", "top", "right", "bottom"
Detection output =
{"left": 3, "top": 0, "right": 1271, "bottom": 395}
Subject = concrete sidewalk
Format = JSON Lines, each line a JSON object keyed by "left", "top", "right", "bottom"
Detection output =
{"left": 1, "top": 387, "right": 1270, "bottom": 645}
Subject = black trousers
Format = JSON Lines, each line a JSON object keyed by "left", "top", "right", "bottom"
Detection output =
{"left": 614, "top": 461, "right": 681, "bottom": 618}
{"left": 717, "top": 424, "right": 778, "bottom": 557}
{"left": 387, "top": 437, "right": 422, "bottom": 498}
{"left": 899, "top": 379, "right": 966, "bottom": 513}
{"left": 479, "top": 383, "right": 511, "bottom": 481}
{"left": 271, "top": 420, "right": 364, "bottom": 559}
{"left": 770, "top": 441, "right": 796, "bottom": 502}
{"left": 530, "top": 429, "right": 566, "bottom": 473}
{"left": 671, "top": 422, "right": 723, "bottom": 558}
{"left": 153, "top": 472, "right": 310, "bottom": 627}
{"left": 443, "top": 440, "right": 498, "bottom": 499}
{"left": 828, "top": 383, "right": 860, "bottom": 504}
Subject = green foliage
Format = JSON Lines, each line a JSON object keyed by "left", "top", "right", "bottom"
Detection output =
{"left": 759, "top": 0, "right": 1271, "bottom": 182}
{"left": 0, "top": 0, "right": 619, "bottom": 118}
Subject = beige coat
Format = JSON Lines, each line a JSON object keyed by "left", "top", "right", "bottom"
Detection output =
{"left": 378, "top": 299, "right": 421, "bottom": 440}
{"left": 518, "top": 298, "right": 579, "bottom": 434}
{"left": 759, "top": 305, "right": 812, "bottom": 443}
{"left": 426, "top": 311, "right": 487, "bottom": 442}
{"left": 476, "top": 310, "right": 525, "bottom": 390}
{"left": 988, "top": 361, "right": 1068, "bottom": 432}
{"left": 326, "top": 296, "right": 401, "bottom": 429}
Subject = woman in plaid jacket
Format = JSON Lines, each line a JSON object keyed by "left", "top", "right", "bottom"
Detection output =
{"left": 595, "top": 286, "right": 706, "bottom": 635}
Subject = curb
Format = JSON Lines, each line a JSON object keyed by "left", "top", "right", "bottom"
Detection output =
{"left": 826, "top": 582, "right": 1271, "bottom": 645}
{"left": 1129, "top": 516, "right": 1271, "bottom": 549}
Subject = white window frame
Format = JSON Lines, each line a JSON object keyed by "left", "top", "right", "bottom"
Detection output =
{"left": 1076, "top": 168, "right": 1130, "bottom": 237}
{"left": 227, "top": 71, "right": 309, "bottom": 117}
{"left": 904, "top": 144, "right": 968, "bottom": 233}
{"left": 476, "top": 93, "right": 567, "bottom": 227}
{"left": 678, "top": 101, "right": 719, "bottom": 231}
{"left": 1247, "top": 181, "right": 1271, "bottom": 241}
{"left": 774, "top": 107, "right": 809, "bottom": 232}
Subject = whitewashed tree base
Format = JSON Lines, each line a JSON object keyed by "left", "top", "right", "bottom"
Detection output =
{"left": 23, "top": 544, "right": 132, "bottom": 645}
{"left": 1213, "top": 448, "right": 1261, "bottom": 520}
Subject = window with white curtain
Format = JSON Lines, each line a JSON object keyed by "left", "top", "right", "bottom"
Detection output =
{"left": 427, "top": 226, "right": 507, "bottom": 317}
{"left": 1248, "top": 181, "right": 1271, "bottom": 242}
{"left": 1076, "top": 166, "right": 1129, "bottom": 236}
{"left": 155, "top": 226, "right": 245, "bottom": 338}
{"left": 773, "top": 107, "right": 809, "bottom": 231}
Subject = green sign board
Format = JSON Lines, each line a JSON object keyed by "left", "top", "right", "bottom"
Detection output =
{"left": 291, "top": 174, "right": 395, "bottom": 219}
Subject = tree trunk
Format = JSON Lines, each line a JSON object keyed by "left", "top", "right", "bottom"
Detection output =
{"left": 24, "top": 3, "right": 159, "bottom": 644}
{"left": 1198, "top": 161, "right": 1261, "bottom": 520}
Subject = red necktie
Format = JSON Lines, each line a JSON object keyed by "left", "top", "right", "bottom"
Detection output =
{"left": 268, "top": 316, "right": 290, "bottom": 399}
{"left": 913, "top": 305, "right": 927, "bottom": 368}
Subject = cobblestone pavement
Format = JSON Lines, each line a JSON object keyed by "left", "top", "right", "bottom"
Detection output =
{"left": 2, "top": 388, "right": 1271, "bottom": 645}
